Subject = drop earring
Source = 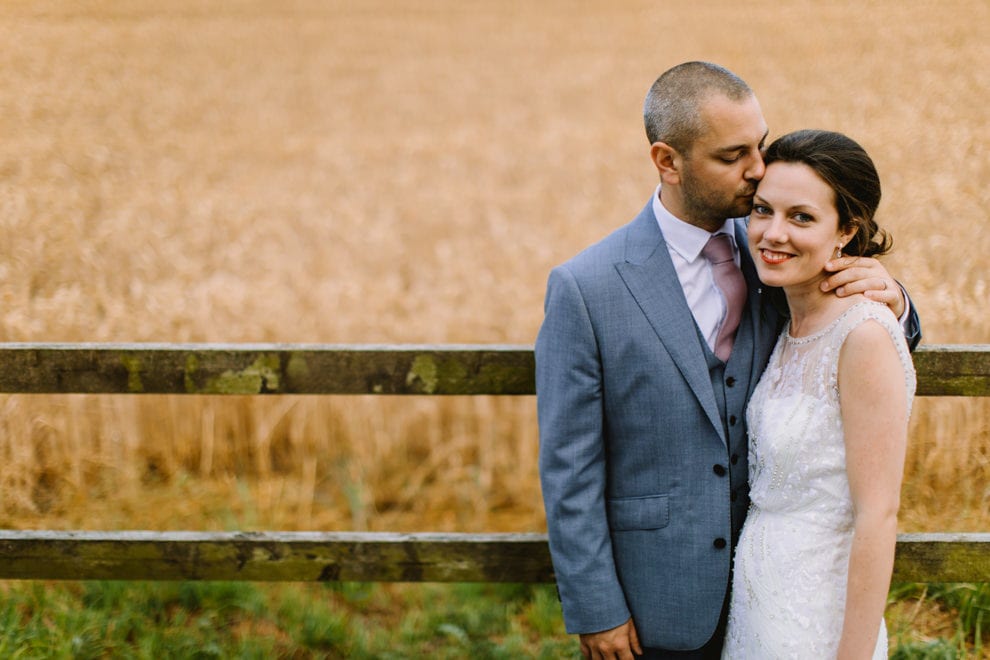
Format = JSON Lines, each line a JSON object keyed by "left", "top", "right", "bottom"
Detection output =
{"left": 834, "top": 243, "right": 844, "bottom": 259}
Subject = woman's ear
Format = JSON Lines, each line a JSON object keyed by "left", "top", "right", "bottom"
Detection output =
{"left": 839, "top": 220, "right": 860, "bottom": 251}
{"left": 650, "top": 142, "right": 682, "bottom": 186}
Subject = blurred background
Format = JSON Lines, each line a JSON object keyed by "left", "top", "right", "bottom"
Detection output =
{"left": 0, "top": 0, "right": 987, "bottom": 653}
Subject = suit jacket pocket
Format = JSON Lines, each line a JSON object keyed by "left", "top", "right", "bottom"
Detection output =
{"left": 607, "top": 494, "right": 670, "bottom": 531}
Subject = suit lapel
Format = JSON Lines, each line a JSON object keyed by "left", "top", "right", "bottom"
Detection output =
{"left": 615, "top": 205, "right": 723, "bottom": 437}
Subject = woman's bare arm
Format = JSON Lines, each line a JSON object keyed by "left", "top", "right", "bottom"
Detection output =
{"left": 836, "top": 319, "right": 911, "bottom": 659}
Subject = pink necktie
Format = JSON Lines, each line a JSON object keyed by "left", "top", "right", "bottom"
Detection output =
{"left": 702, "top": 234, "right": 747, "bottom": 362}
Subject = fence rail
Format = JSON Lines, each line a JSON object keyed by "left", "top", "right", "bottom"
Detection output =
{"left": 0, "top": 343, "right": 987, "bottom": 396}
{"left": 1, "top": 342, "right": 988, "bottom": 582}
{"left": 0, "top": 530, "right": 987, "bottom": 583}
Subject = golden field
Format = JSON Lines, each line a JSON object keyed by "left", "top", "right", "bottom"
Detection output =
{"left": 0, "top": 0, "right": 987, "bottom": 555}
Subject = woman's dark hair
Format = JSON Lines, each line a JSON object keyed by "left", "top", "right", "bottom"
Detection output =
{"left": 762, "top": 129, "right": 892, "bottom": 258}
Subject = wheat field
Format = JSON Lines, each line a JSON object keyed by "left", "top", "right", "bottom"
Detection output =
{"left": 0, "top": 1, "right": 987, "bottom": 543}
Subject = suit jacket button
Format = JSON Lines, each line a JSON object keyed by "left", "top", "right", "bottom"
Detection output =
{"left": 713, "top": 538, "right": 727, "bottom": 549}
{"left": 713, "top": 464, "right": 727, "bottom": 476}
{"left": 729, "top": 415, "right": 737, "bottom": 426}
{"left": 725, "top": 376, "right": 736, "bottom": 387}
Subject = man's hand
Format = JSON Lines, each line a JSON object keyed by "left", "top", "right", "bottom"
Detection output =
{"left": 579, "top": 618, "right": 643, "bottom": 659}
{"left": 822, "top": 256, "right": 905, "bottom": 318}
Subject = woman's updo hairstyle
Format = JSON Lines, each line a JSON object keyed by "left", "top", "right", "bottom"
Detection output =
{"left": 762, "top": 129, "right": 892, "bottom": 258}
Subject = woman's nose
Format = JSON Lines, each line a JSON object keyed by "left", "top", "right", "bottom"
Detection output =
{"left": 763, "top": 216, "right": 787, "bottom": 243}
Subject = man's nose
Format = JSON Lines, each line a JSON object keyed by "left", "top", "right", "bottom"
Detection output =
{"left": 746, "top": 154, "right": 766, "bottom": 182}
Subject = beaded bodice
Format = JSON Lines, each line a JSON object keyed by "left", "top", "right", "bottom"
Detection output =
{"left": 747, "top": 300, "right": 915, "bottom": 525}
{"left": 722, "top": 300, "right": 916, "bottom": 659}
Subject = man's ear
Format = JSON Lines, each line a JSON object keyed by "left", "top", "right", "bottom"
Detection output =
{"left": 650, "top": 142, "right": 682, "bottom": 186}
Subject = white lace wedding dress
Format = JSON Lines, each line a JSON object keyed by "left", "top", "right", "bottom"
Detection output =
{"left": 722, "top": 300, "right": 916, "bottom": 659}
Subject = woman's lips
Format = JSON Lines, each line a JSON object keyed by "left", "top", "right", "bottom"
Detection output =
{"left": 759, "top": 249, "right": 792, "bottom": 265}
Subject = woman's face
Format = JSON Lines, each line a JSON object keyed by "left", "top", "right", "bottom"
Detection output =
{"left": 747, "top": 161, "right": 856, "bottom": 291}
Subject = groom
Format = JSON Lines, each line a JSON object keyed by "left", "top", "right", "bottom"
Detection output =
{"left": 535, "top": 61, "right": 920, "bottom": 658}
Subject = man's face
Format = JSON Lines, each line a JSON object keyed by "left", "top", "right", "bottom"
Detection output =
{"left": 679, "top": 94, "right": 768, "bottom": 228}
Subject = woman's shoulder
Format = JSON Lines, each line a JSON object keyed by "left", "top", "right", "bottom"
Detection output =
{"left": 833, "top": 297, "right": 899, "bottom": 337}
{"left": 837, "top": 299, "right": 917, "bottom": 391}
{"left": 841, "top": 310, "right": 899, "bottom": 352}
{"left": 822, "top": 297, "right": 909, "bottom": 362}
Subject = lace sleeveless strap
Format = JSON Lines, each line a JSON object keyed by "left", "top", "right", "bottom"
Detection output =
{"left": 824, "top": 300, "right": 917, "bottom": 414}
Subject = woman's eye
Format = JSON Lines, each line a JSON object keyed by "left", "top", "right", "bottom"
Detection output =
{"left": 752, "top": 205, "right": 771, "bottom": 216}
{"left": 794, "top": 213, "right": 814, "bottom": 223}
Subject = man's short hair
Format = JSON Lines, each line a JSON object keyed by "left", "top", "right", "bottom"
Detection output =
{"left": 643, "top": 62, "right": 753, "bottom": 153}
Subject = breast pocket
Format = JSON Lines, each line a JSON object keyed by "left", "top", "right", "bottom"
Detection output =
{"left": 607, "top": 494, "right": 670, "bottom": 531}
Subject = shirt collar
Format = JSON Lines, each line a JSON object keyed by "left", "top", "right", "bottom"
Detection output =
{"left": 651, "top": 184, "right": 741, "bottom": 262}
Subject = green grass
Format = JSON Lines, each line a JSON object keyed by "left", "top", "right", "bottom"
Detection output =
{"left": 889, "top": 582, "right": 990, "bottom": 659}
{"left": 1, "top": 580, "right": 989, "bottom": 657}
{"left": 0, "top": 581, "right": 579, "bottom": 658}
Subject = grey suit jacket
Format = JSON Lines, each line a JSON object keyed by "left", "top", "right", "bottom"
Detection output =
{"left": 535, "top": 200, "right": 781, "bottom": 650}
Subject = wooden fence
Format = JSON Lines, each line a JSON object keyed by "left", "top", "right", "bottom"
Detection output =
{"left": 0, "top": 343, "right": 988, "bottom": 583}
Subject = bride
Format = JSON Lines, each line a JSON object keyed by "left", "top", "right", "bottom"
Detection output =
{"left": 722, "top": 129, "right": 916, "bottom": 658}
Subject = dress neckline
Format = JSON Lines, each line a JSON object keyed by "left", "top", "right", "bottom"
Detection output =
{"left": 784, "top": 300, "right": 883, "bottom": 345}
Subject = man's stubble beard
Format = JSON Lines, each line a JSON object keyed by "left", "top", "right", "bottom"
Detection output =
{"left": 680, "top": 168, "right": 755, "bottom": 231}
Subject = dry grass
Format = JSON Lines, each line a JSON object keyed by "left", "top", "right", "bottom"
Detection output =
{"left": 0, "top": 1, "right": 987, "bottom": 544}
